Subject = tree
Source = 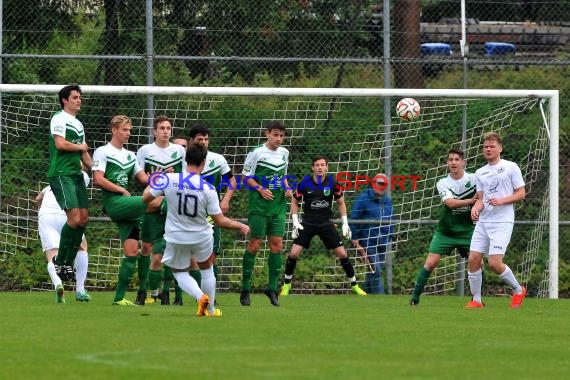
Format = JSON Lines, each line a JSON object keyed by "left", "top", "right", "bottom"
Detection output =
{"left": 392, "top": 0, "right": 424, "bottom": 88}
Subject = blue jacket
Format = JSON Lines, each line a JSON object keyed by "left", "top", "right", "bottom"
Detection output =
{"left": 350, "top": 189, "right": 394, "bottom": 247}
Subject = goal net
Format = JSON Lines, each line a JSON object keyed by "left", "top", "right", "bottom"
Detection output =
{"left": 0, "top": 85, "right": 558, "bottom": 298}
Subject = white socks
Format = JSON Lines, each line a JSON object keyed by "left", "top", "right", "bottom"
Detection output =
{"left": 468, "top": 268, "right": 483, "bottom": 302}
{"left": 75, "top": 251, "right": 88, "bottom": 293}
{"left": 499, "top": 265, "right": 522, "bottom": 294}
{"left": 172, "top": 271, "right": 203, "bottom": 301}
{"left": 200, "top": 267, "right": 216, "bottom": 314}
{"left": 47, "top": 261, "right": 62, "bottom": 289}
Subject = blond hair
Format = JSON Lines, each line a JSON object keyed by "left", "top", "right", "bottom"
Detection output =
{"left": 482, "top": 131, "right": 502, "bottom": 145}
{"left": 110, "top": 115, "right": 131, "bottom": 131}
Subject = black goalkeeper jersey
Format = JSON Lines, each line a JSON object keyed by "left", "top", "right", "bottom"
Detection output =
{"left": 293, "top": 175, "right": 343, "bottom": 226}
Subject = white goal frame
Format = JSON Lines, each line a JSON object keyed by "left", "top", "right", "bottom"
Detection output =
{"left": 0, "top": 85, "right": 559, "bottom": 298}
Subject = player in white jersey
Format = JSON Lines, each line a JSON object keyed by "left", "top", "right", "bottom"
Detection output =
{"left": 189, "top": 123, "right": 237, "bottom": 298}
{"left": 143, "top": 143, "right": 249, "bottom": 317}
{"left": 37, "top": 171, "right": 91, "bottom": 303}
{"left": 466, "top": 132, "right": 527, "bottom": 309}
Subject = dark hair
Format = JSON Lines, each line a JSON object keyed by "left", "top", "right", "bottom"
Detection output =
{"left": 185, "top": 142, "right": 208, "bottom": 166}
{"left": 312, "top": 155, "right": 328, "bottom": 165}
{"left": 58, "top": 84, "right": 81, "bottom": 108}
{"left": 153, "top": 115, "right": 172, "bottom": 129}
{"left": 189, "top": 123, "right": 210, "bottom": 138}
{"left": 172, "top": 136, "right": 188, "bottom": 144}
{"left": 448, "top": 148, "right": 465, "bottom": 159}
{"left": 265, "top": 120, "right": 285, "bottom": 132}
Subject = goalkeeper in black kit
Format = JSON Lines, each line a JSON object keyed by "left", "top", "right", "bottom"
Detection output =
{"left": 280, "top": 155, "right": 367, "bottom": 296}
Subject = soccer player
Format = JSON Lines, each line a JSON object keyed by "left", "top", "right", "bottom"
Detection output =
{"left": 37, "top": 171, "right": 92, "bottom": 303}
{"left": 240, "top": 120, "right": 292, "bottom": 307}
{"left": 136, "top": 116, "right": 186, "bottom": 306}
{"left": 466, "top": 132, "right": 527, "bottom": 309}
{"left": 410, "top": 148, "right": 477, "bottom": 305}
{"left": 189, "top": 123, "right": 237, "bottom": 285}
{"left": 142, "top": 143, "right": 250, "bottom": 317}
{"left": 47, "top": 84, "right": 92, "bottom": 280}
{"left": 280, "top": 155, "right": 367, "bottom": 296}
{"left": 92, "top": 115, "right": 157, "bottom": 306}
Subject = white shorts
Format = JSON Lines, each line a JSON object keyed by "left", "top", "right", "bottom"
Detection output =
{"left": 469, "top": 222, "right": 513, "bottom": 256}
{"left": 38, "top": 214, "right": 67, "bottom": 252}
{"left": 162, "top": 235, "right": 213, "bottom": 270}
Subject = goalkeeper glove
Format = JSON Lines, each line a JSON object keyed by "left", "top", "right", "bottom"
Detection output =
{"left": 291, "top": 214, "right": 304, "bottom": 239}
{"left": 341, "top": 216, "right": 351, "bottom": 239}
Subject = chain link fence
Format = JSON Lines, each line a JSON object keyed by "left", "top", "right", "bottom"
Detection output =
{"left": 0, "top": 0, "right": 568, "bottom": 295}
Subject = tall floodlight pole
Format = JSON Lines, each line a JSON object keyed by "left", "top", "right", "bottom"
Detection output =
{"left": 383, "top": 0, "right": 394, "bottom": 294}
{"left": 145, "top": 0, "right": 154, "bottom": 142}
{"left": 456, "top": 0, "right": 468, "bottom": 296}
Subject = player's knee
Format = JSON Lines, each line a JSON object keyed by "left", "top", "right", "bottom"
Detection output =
{"left": 268, "top": 240, "right": 283, "bottom": 252}
{"left": 141, "top": 242, "right": 153, "bottom": 256}
{"left": 247, "top": 240, "right": 262, "bottom": 253}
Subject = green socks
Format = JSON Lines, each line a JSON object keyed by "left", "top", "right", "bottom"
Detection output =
{"left": 411, "top": 267, "right": 431, "bottom": 303}
{"left": 163, "top": 266, "right": 174, "bottom": 292}
{"left": 189, "top": 269, "right": 202, "bottom": 285}
{"left": 148, "top": 269, "right": 162, "bottom": 293}
{"left": 241, "top": 250, "right": 256, "bottom": 291}
{"left": 137, "top": 255, "right": 150, "bottom": 291}
{"left": 114, "top": 256, "right": 137, "bottom": 302}
{"left": 268, "top": 252, "right": 283, "bottom": 292}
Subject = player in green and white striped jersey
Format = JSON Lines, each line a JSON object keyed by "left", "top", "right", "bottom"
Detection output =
{"left": 135, "top": 116, "right": 186, "bottom": 305}
{"left": 47, "top": 84, "right": 93, "bottom": 281}
{"left": 92, "top": 115, "right": 156, "bottom": 306}
{"left": 410, "top": 148, "right": 477, "bottom": 305}
{"left": 240, "top": 121, "right": 292, "bottom": 307}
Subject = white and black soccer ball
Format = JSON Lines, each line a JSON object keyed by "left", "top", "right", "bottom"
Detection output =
{"left": 396, "top": 98, "right": 421, "bottom": 121}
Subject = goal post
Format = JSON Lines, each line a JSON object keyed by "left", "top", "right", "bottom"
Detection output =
{"left": 0, "top": 85, "right": 559, "bottom": 299}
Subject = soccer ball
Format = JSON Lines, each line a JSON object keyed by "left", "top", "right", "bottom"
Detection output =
{"left": 396, "top": 98, "right": 421, "bottom": 121}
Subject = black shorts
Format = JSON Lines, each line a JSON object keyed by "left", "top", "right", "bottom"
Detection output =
{"left": 293, "top": 223, "right": 342, "bottom": 250}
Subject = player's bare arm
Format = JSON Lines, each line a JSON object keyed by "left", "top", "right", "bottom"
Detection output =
{"left": 211, "top": 213, "right": 250, "bottom": 236}
{"left": 444, "top": 196, "right": 477, "bottom": 209}
{"left": 246, "top": 176, "right": 273, "bottom": 200}
{"left": 470, "top": 191, "right": 485, "bottom": 221}
{"left": 219, "top": 176, "right": 237, "bottom": 213}
{"left": 488, "top": 186, "right": 525, "bottom": 206}
{"left": 81, "top": 150, "right": 93, "bottom": 170}
{"left": 283, "top": 178, "right": 292, "bottom": 198}
{"left": 35, "top": 191, "right": 44, "bottom": 208}
{"left": 53, "top": 135, "right": 89, "bottom": 153}
{"left": 135, "top": 170, "right": 149, "bottom": 185}
{"left": 93, "top": 171, "right": 130, "bottom": 196}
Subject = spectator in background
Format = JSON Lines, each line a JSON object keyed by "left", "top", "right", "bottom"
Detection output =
{"left": 350, "top": 174, "right": 395, "bottom": 294}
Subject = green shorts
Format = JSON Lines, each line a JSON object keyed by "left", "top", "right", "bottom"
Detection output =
{"left": 428, "top": 230, "right": 473, "bottom": 258}
{"left": 48, "top": 173, "right": 89, "bottom": 210}
{"left": 103, "top": 195, "right": 147, "bottom": 242}
{"left": 248, "top": 213, "right": 286, "bottom": 239}
{"left": 141, "top": 211, "right": 166, "bottom": 244}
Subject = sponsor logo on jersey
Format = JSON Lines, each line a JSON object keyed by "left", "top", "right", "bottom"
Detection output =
{"left": 311, "top": 200, "right": 329, "bottom": 209}
{"left": 488, "top": 180, "right": 499, "bottom": 193}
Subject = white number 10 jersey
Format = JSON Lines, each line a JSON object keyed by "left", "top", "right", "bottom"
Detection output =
{"left": 149, "top": 171, "right": 222, "bottom": 244}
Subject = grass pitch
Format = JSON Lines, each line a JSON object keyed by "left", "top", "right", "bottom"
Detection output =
{"left": 1, "top": 292, "right": 569, "bottom": 380}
